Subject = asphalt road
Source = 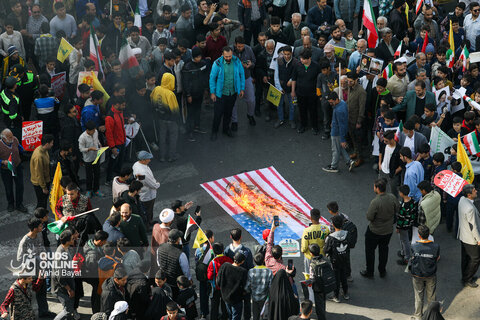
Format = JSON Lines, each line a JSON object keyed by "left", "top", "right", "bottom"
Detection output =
{"left": 0, "top": 1, "right": 479, "bottom": 319}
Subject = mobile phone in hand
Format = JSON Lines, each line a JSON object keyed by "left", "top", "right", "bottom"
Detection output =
{"left": 273, "top": 215, "right": 279, "bottom": 226}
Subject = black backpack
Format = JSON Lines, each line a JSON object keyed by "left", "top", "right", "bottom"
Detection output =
{"left": 312, "top": 259, "right": 336, "bottom": 294}
{"left": 195, "top": 247, "right": 210, "bottom": 282}
{"left": 328, "top": 235, "right": 350, "bottom": 265}
{"left": 343, "top": 220, "right": 358, "bottom": 249}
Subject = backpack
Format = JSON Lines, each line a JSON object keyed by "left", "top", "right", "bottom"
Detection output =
{"left": 97, "top": 256, "right": 118, "bottom": 295}
{"left": 342, "top": 220, "right": 358, "bottom": 248}
{"left": 312, "top": 259, "right": 336, "bottom": 294}
{"left": 195, "top": 247, "right": 211, "bottom": 282}
{"left": 328, "top": 236, "right": 350, "bottom": 265}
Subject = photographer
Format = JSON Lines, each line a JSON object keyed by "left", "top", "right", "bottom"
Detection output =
{"left": 132, "top": 151, "right": 160, "bottom": 228}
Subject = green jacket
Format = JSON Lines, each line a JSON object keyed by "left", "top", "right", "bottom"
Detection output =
{"left": 119, "top": 214, "right": 148, "bottom": 248}
{"left": 392, "top": 90, "right": 436, "bottom": 120}
{"left": 419, "top": 191, "right": 441, "bottom": 234}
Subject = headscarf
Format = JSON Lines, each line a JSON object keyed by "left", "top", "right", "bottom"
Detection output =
{"left": 91, "top": 313, "right": 107, "bottom": 320}
{"left": 422, "top": 301, "right": 445, "bottom": 320}
{"left": 268, "top": 269, "right": 299, "bottom": 320}
{"left": 109, "top": 301, "right": 129, "bottom": 320}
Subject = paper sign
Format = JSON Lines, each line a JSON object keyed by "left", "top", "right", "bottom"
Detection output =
{"left": 22, "top": 121, "right": 43, "bottom": 151}
{"left": 279, "top": 238, "right": 300, "bottom": 257}
{"left": 434, "top": 170, "right": 467, "bottom": 197}
{"left": 469, "top": 52, "right": 480, "bottom": 63}
{"left": 266, "top": 84, "right": 282, "bottom": 107}
{"left": 51, "top": 72, "right": 66, "bottom": 98}
{"left": 92, "top": 146, "right": 109, "bottom": 165}
{"left": 435, "top": 86, "right": 451, "bottom": 114}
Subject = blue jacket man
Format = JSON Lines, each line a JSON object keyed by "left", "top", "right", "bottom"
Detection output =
{"left": 81, "top": 104, "right": 101, "bottom": 131}
{"left": 209, "top": 47, "right": 245, "bottom": 140}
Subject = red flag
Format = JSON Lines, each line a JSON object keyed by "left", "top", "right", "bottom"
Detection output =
{"left": 421, "top": 32, "right": 429, "bottom": 53}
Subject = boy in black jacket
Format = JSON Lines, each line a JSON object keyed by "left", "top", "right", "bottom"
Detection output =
{"left": 217, "top": 252, "right": 248, "bottom": 319}
{"left": 176, "top": 275, "right": 198, "bottom": 320}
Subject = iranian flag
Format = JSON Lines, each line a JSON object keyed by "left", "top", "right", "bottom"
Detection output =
{"left": 47, "top": 216, "right": 75, "bottom": 234}
{"left": 119, "top": 37, "right": 139, "bottom": 70}
{"left": 7, "top": 153, "right": 15, "bottom": 176}
{"left": 459, "top": 46, "right": 469, "bottom": 72}
{"left": 382, "top": 63, "right": 393, "bottom": 79}
{"left": 362, "top": 0, "right": 378, "bottom": 48}
{"left": 463, "top": 131, "right": 480, "bottom": 156}
{"left": 134, "top": 4, "right": 142, "bottom": 35}
{"left": 395, "top": 120, "right": 403, "bottom": 142}
{"left": 89, "top": 26, "right": 103, "bottom": 74}
{"left": 184, "top": 214, "right": 199, "bottom": 240}
{"left": 416, "top": 0, "right": 424, "bottom": 15}
{"left": 446, "top": 20, "right": 455, "bottom": 68}
{"left": 394, "top": 41, "right": 402, "bottom": 59}
{"left": 421, "top": 32, "right": 429, "bottom": 53}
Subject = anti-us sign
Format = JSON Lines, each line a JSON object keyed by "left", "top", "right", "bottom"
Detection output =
{"left": 22, "top": 121, "right": 43, "bottom": 151}
{"left": 434, "top": 170, "right": 467, "bottom": 197}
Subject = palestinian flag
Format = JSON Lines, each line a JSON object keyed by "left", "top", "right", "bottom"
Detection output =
{"left": 134, "top": 4, "right": 142, "bottom": 35}
{"left": 119, "top": 37, "right": 139, "bottom": 70}
{"left": 394, "top": 41, "right": 402, "bottom": 59}
{"left": 184, "top": 214, "right": 198, "bottom": 240}
{"left": 446, "top": 20, "right": 455, "bottom": 68}
{"left": 421, "top": 32, "right": 429, "bottom": 53}
{"left": 416, "top": 0, "right": 424, "bottom": 15}
{"left": 362, "top": 0, "right": 378, "bottom": 48}
{"left": 7, "top": 153, "right": 15, "bottom": 176}
{"left": 89, "top": 26, "right": 104, "bottom": 74}
{"left": 382, "top": 63, "right": 393, "bottom": 79}
{"left": 395, "top": 120, "right": 403, "bottom": 142}
{"left": 47, "top": 216, "right": 75, "bottom": 234}
{"left": 459, "top": 46, "right": 469, "bottom": 72}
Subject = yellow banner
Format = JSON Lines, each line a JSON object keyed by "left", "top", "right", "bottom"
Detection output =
{"left": 49, "top": 162, "right": 64, "bottom": 220}
{"left": 334, "top": 46, "right": 346, "bottom": 58}
{"left": 458, "top": 134, "right": 474, "bottom": 183}
{"left": 57, "top": 37, "right": 74, "bottom": 63}
{"left": 92, "top": 146, "right": 109, "bottom": 165}
{"left": 77, "top": 71, "right": 110, "bottom": 112}
{"left": 266, "top": 84, "right": 282, "bottom": 107}
{"left": 193, "top": 226, "right": 209, "bottom": 249}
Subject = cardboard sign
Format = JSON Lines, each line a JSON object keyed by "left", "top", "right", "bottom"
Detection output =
{"left": 360, "top": 54, "right": 384, "bottom": 75}
{"left": 434, "top": 170, "right": 467, "bottom": 197}
{"left": 51, "top": 72, "right": 66, "bottom": 98}
{"left": 279, "top": 238, "right": 300, "bottom": 257}
{"left": 266, "top": 84, "right": 282, "bottom": 107}
{"left": 22, "top": 121, "right": 43, "bottom": 151}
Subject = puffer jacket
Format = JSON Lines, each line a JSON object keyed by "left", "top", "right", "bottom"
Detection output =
{"left": 418, "top": 191, "right": 441, "bottom": 234}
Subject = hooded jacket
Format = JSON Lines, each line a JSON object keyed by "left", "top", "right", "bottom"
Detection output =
{"left": 324, "top": 230, "right": 349, "bottom": 265}
{"left": 209, "top": 55, "right": 245, "bottom": 98}
{"left": 150, "top": 73, "right": 179, "bottom": 121}
{"left": 105, "top": 105, "right": 126, "bottom": 148}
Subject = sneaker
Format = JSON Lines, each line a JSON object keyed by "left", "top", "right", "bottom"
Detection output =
{"left": 86, "top": 191, "right": 93, "bottom": 198}
{"left": 322, "top": 133, "right": 330, "bottom": 140}
{"left": 360, "top": 270, "right": 374, "bottom": 278}
{"left": 342, "top": 293, "right": 350, "bottom": 300}
{"left": 348, "top": 160, "right": 355, "bottom": 172}
{"left": 329, "top": 296, "right": 340, "bottom": 303}
{"left": 94, "top": 191, "right": 105, "bottom": 197}
{"left": 274, "top": 120, "right": 285, "bottom": 128}
{"left": 322, "top": 165, "right": 339, "bottom": 173}
{"left": 150, "top": 142, "right": 160, "bottom": 151}
{"left": 397, "top": 250, "right": 404, "bottom": 259}
{"left": 248, "top": 115, "right": 256, "bottom": 126}
{"left": 347, "top": 275, "right": 353, "bottom": 282}
{"left": 193, "top": 127, "right": 207, "bottom": 134}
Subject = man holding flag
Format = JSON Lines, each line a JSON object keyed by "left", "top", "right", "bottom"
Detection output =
{"left": 0, "top": 128, "right": 26, "bottom": 212}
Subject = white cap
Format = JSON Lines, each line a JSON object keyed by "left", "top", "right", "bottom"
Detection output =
{"left": 159, "top": 208, "right": 174, "bottom": 223}
{"left": 132, "top": 47, "right": 142, "bottom": 56}
{"left": 394, "top": 56, "right": 407, "bottom": 64}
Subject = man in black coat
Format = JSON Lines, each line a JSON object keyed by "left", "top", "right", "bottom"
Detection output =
{"left": 83, "top": 230, "right": 108, "bottom": 313}
{"left": 60, "top": 104, "right": 82, "bottom": 173}
{"left": 375, "top": 28, "right": 401, "bottom": 68}
{"left": 100, "top": 267, "right": 128, "bottom": 316}
{"left": 126, "top": 260, "right": 151, "bottom": 319}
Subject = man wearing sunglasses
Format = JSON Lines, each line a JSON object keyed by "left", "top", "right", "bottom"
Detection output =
{"left": 465, "top": 2, "right": 480, "bottom": 51}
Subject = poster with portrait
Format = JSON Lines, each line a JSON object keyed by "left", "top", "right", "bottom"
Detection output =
{"left": 435, "top": 87, "right": 451, "bottom": 115}
{"left": 360, "top": 55, "right": 371, "bottom": 73}
{"left": 368, "top": 58, "right": 383, "bottom": 75}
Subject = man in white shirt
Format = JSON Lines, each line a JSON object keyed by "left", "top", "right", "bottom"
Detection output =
{"left": 132, "top": 151, "right": 160, "bottom": 228}
{"left": 378, "top": 130, "right": 402, "bottom": 197}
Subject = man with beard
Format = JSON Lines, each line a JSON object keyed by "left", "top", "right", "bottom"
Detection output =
{"left": 326, "top": 25, "right": 346, "bottom": 48}
{"left": 414, "top": 5, "right": 439, "bottom": 44}
{"left": 387, "top": 61, "right": 409, "bottom": 106}
{"left": 465, "top": 2, "right": 480, "bottom": 51}
{"left": 293, "top": 36, "right": 322, "bottom": 63}
{"left": 407, "top": 53, "right": 430, "bottom": 80}
{"left": 375, "top": 28, "right": 400, "bottom": 67}
{"left": 119, "top": 203, "right": 148, "bottom": 258}
{"left": 284, "top": 13, "right": 306, "bottom": 46}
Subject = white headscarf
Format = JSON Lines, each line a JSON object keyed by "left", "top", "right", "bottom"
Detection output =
{"left": 108, "top": 301, "right": 129, "bottom": 320}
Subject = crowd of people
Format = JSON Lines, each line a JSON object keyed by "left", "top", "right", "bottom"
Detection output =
{"left": 1, "top": 0, "right": 480, "bottom": 319}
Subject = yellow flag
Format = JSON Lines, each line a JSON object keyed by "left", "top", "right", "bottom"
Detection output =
{"left": 405, "top": 3, "right": 410, "bottom": 28}
{"left": 49, "top": 162, "right": 64, "bottom": 220}
{"left": 92, "top": 146, "right": 109, "bottom": 165}
{"left": 78, "top": 71, "right": 110, "bottom": 112}
{"left": 192, "top": 227, "right": 209, "bottom": 249}
{"left": 457, "top": 134, "right": 474, "bottom": 183}
{"left": 57, "top": 38, "right": 74, "bottom": 63}
{"left": 448, "top": 20, "right": 455, "bottom": 53}
{"left": 266, "top": 84, "right": 282, "bottom": 107}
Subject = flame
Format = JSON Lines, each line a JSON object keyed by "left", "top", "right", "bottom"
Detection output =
{"left": 225, "top": 181, "right": 310, "bottom": 227}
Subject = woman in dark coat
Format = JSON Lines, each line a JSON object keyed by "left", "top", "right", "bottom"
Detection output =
{"left": 268, "top": 269, "right": 299, "bottom": 320}
{"left": 422, "top": 301, "right": 445, "bottom": 320}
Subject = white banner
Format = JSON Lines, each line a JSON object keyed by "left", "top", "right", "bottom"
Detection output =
{"left": 429, "top": 126, "right": 454, "bottom": 157}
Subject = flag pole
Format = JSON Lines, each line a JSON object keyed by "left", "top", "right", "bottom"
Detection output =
{"left": 70, "top": 208, "right": 100, "bottom": 218}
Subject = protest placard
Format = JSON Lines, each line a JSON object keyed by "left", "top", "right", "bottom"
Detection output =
{"left": 22, "top": 121, "right": 43, "bottom": 151}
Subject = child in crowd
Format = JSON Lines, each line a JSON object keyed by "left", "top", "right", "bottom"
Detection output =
{"left": 161, "top": 301, "right": 187, "bottom": 320}
{"left": 396, "top": 185, "right": 418, "bottom": 265}
{"left": 445, "top": 144, "right": 457, "bottom": 167}
{"left": 448, "top": 117, "right": 463, "bottom": 141}
{"left": 176, "top": 275, "right": 198, "bottom": 320}
{"left": 344, "top": 30, "right": 356, "bottom": 54}
{"left": 265, "top": 16, "right": 287, "bottom": 44}
{"left": 78, "top": 120, "right": 103, "bottom": 198}
{"left": 246, "top": 253, "right": 273, "bottom": 320}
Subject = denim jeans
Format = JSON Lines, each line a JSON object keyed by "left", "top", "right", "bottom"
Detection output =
{"left": 54, "top": 291, "right": 75, "bottom": 320}
{"left": 277, "top": 93, "right": 294, "bottom": 121}
{"left": 398, "top": 228, "right": 411, "bottom": 260}
{"left": 232, "top": 77, "right": 255, "bottom": 122}
{"left": 330, "top": 136, "right": 350, "bottom": 168}
{"left": 226, "top": 300, "right": 243, "bottom": 320}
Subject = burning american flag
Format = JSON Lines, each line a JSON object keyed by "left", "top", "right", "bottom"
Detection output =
{"left": 201, "top": 167, "right": 329, "bottom": 244}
